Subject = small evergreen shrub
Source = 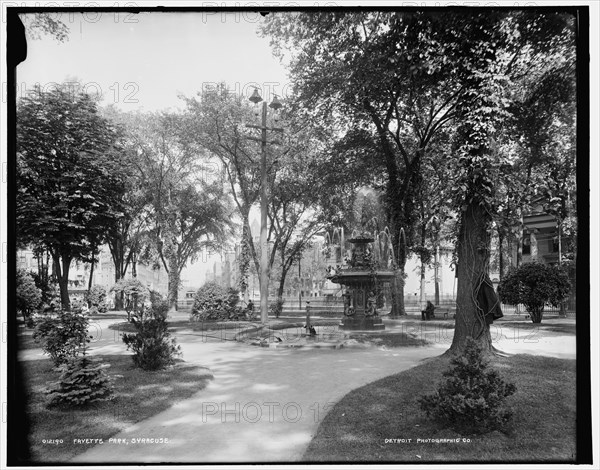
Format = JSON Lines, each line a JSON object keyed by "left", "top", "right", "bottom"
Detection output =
{"left": 498, "top": 262, "right": 571, "bottom": 323}
{"left": 122, "top": 299, "right": 181, "bottom": 370}
{"left": 418, "top": 337, "right": 517, "bottom": 434}
{"left": 33, "top": 308, "right": 90, "bottom": 366}
{"left": 45, "top": 352, "right": 114, "bottom": 407}
{"left": 16, "top": 269, "right": 42, "bottom": 323}
{"left": 85, "top": 285, "right": 108, "bottom": 314}
{"left": 191, "top": 282, "right": 241, "bottom": 321}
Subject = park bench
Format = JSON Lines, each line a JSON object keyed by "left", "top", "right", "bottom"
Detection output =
{"left": 435, "top": 307, "right": 453, "bottom": 319}
{"left": 424, "top": 305, "right": 456, "bottom": 319}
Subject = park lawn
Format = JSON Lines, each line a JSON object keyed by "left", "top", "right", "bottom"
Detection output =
{"left": 17, "top": 331, "right": 41, "bottom": 350}
{"left": 494, "top": 320, "right": 577, "bottom": 336}
{"left": 20, "top": 354, "right": 212, "bottom": 463}
{"left": 303, "top": 353, "right": 576, "bottom": 463}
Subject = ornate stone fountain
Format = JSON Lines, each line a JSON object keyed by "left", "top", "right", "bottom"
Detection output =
{"left": 327, "top": 232, "right": 396, "bottom": 331}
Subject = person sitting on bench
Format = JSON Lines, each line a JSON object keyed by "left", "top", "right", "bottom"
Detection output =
{"left": 421, "top": 301, "right": 436, "bottom": 321}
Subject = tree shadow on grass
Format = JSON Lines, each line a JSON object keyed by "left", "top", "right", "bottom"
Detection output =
{"left": 20, "top": 354, "right": 212, "bottom": 463}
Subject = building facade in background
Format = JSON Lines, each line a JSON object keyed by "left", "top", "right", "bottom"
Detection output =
{"left": 17, "top": 244, "right": 169, "bottom": 301}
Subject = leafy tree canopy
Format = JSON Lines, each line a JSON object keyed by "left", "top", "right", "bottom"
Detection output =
{"left": 17, "top": 82, "right": 127, "bottom": 309}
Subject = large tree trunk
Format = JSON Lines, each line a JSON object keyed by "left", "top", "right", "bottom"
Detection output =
{"left": 36, "top": 247, "right": 49, "bottom": 286}
{"left": 114, "top": 271, "right": 124, "bottom": 311}
{"left": 53, "top": 253, "right": 72, "bottom": 311}
{"left": 112, "top": 243, "right": 124, "bottom": 310}
{"left": 87, "top": 257, "right": 95, "bottom": 292}
{"left": 450, "top": 201, "right": 493, "bottom": 354}
{"left": 276, "top": 269, "right": 288, "bottom": 319}
{"left": 419, "top": 256, "right": 426, "bottom": 309}
{"left": 419, "top": 223, "right": 427, "bottom": 308}
{"left": 389, "top": 227, "right": 408, "bottom": 317}
{"left": 44, "top": 250, "right": 50, "bottom": 286}
{"left": 36, "top": 248, "right": 51, "bottom": 303}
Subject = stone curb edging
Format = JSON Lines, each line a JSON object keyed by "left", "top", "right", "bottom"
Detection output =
{"left": 232, "top": 319, "right": 342, "bottom": 341}
{"left": 234, "top": 320, "right": 360, "bottom": 350}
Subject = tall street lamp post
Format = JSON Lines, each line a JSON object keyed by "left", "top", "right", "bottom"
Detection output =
{"left": 247, "top": 88, "right": 283, "bottom": 324}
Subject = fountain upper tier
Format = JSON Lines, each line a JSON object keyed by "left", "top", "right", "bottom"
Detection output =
{"left": 326, "top": 234, "right": 396, "bottom": 330}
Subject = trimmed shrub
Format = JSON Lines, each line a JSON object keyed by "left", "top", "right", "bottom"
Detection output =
{"left": 418, "top": 337, "right": 517, "bottom": 434}
{"left": 122, "top": 298, "right": 181, "bottom": 370}
{"left": 85, "top": 285, "right": 108, "bottom": 313}
{"left": 191, "top": 282, "right": 241, "bottom": 321}
{"left": 17, "top": 269, "right": 42, "bottom": 324}
{"left": 33, "top": 307, "right": 90, "bottom": 366}
{"left": 498, "top": 262, "right": 571, "bottom": 323}
{"left": 45, "top": 353, "right": 114, "bottom": 407}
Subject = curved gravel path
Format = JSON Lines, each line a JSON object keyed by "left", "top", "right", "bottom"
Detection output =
{"left": 71, "top": 324, "right": 446, "bottom": 463}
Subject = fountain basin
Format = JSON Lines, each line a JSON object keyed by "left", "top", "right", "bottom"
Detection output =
{"left": 340, "top": 316, "right": 385, "bottom": 330}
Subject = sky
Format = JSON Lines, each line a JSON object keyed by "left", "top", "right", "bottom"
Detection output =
{"left": 17, "top": 11, "right": 290, "bottom": 112}
{"left": 16, "top": 11, "right": 291, "bottom": 286}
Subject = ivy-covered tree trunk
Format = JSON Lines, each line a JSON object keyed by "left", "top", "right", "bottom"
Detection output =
{"left": 450, "top": 201, "right": 493, "bottom": 353}
{"left": 168, "top": 270, "right": 179, "bottom": 310}
{"left": 167, "top": 252, "right": 179, "bottom": 310}
{"left": 239, "top": 217, "right": 251, "bottom": 306}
